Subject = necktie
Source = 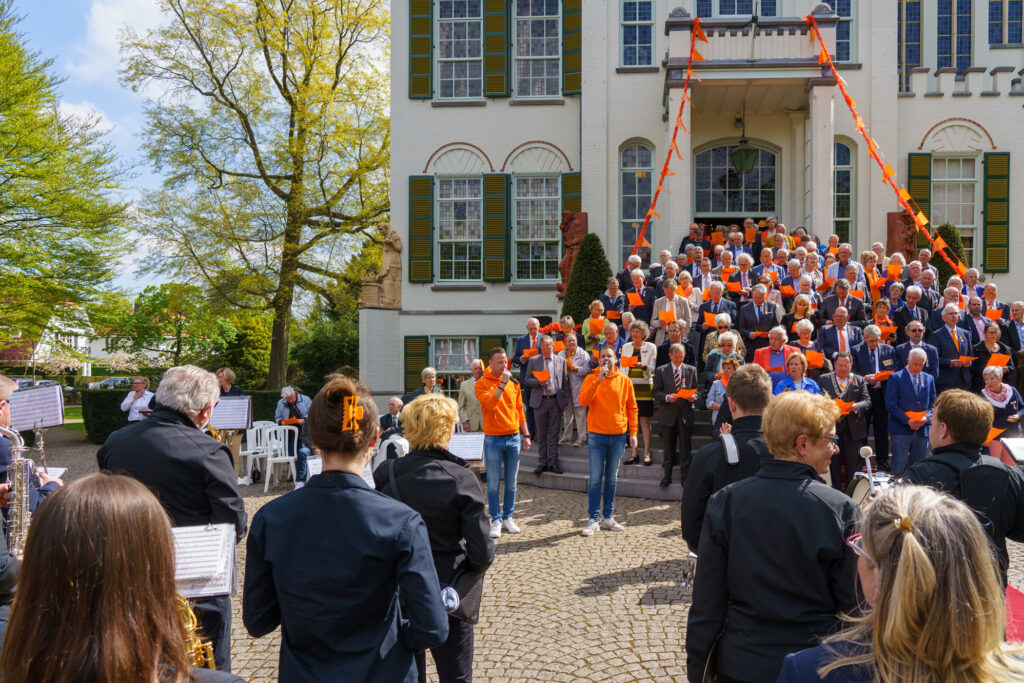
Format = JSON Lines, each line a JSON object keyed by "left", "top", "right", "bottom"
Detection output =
{"left": 675, "top": 366, "right": 683, "bottom": 390}
{"left": 531, "top": 336, "right": 536, "bottom": 350}
{"left": 756, "top": 306, "right": 762, "bottom": 323}
{"left": 911, "top": 308, "right": 917, "bottom": 321}
{"left": 951, "top": 328, "right": 960, "bottom": 353}
{"left": 839, "top": 329, "right": 846, "bottom": 352}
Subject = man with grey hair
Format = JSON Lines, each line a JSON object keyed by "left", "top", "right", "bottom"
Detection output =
{"left": 457, "top": 360, "right": 484, "bottom": 432}
{"left": 737, "top": 283, "right": 777, "bottom": 361}
{"left": 97, "top": 365, "right": 246, "bottom": 672}
{"left": 617, "top": 254, "right": 643, "bottom": 293}
{"left": 627, "top": 268, "right": 655, "bottom": 327}
{"left": 275, "top": 385, "right": 313, "bottom": 488}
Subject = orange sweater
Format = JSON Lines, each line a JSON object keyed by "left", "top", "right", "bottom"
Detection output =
{"left": 475, "top": 371, "right": 527, "bottom": 436}
{"left": 578, "top": 370, "right": 638, "bottom": 436}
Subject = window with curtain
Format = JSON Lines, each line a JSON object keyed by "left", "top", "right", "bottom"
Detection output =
{"left": 514, "top": 0, "right": 560, "bottom": 98}
{"left": 695, "top": 0, "right": 774, "bottom": 17}
{"left": 989, "top": 0, "right": 1023, "bottom": 44}
{"left": 437, "top": 0, "right": 483, "bottom": 99}
{"left": 938, "top": 0, "right": 973, "bottom": 73}
{"left": 898, "top": 0, "right": 921, "bottom": 91}
{"left": 834, "top": 142, "right": 853, "bottom": 244}
{"left": 431, "top": 337, "right": 478, "bottom": 398}
{"left": 513, "top": 176, "right": 561, "bottom": 281}
{"left": 823, "top": 0, "right": 853, "bottom": 61}
{"left": 620, "top": 143, "right": 653, "bottom": 268}
{"left": 622, "top": 0, "right": 653, "bottom": 66}
{"left": 694, "top": 145, "right": 777, "bottom": 215}
{"left": 932, "top": 157, "right": 978, "bottom": 266}
{"left": 437, "top": 178, "right": 483, "bottom": 281}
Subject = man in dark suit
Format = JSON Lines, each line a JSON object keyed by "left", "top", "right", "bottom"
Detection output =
{"left": 646, "top": 249, "right": 673, "bottom": 286}
{"left": 652, "top": 344, "right": 698, "bottom": 488}
{"left": 627, "top": 271, "right": 656, "bottom": 327}
{"left": 697, "top": 282, "right": 738, "bottom": 355}
{"left": 982, "top": 283, "right": 1011, "bottom": 321}
{"left": 817, "top": 353, "right": 871, "bottom": 489}
{"left": 379, "top": 396, "right": 404, "bottom": 453}
{"left": 929, "top": 288, "right": 966, "bottom": 331}
{"left": 727, "top": 253, "right": 757, "bottom": 305}
{"left": 523, "top": 336, "right": 570, "bottom": 474}
{"left": 885, "top": 349, "right": 936, "bottom": 474}
{"left": 918, "top": 270, "right": 940, "bottom": 310}
{"left": 98, "top": 365, "right": 246, "bottom": 671}
{"left": 1004, "top": 301, "right": 1024, "bottom": 354}
{"left": 818, "top": 307, "right": 864, "bottom": 360}
{"left": 616, "top": 254, "right": 642, "bottom": 294}
{"left": 679, "top": 222, "right": 712, "bottom": 255}
{"left": 752, "top": 248, "right": 785, "bottom": 284}
{"left": 928, "top": 304, "right": 974, "bottom": 394}
{"left": 963, "top": 296, "right": 988, "bottom": 349}
{"left": 818, "top": 279, "right": 866, "bottom": 325}
{"left": 691, "top": 257, "right": 714, "bottom": 292}
{"left": 895, "top": 320, "right": 940, "bottom": 379}
{"left": 737, "top": 284, "right": 777, "bottom": 362}
{"left": 852, "top": 327, "right": 901, "bottom": 471}
{"left": 892, "top": 285, "right": 930, "bottom": 344}
{"left": 656, "top": 320, "right": 697, "bottom": 368}
{"left": 725, "top": 230, "right": 752, "bottom": 262}
{"left": 512, "top": 318, "right": 542, "bottom": 437}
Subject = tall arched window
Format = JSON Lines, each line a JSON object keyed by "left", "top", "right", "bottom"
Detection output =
{"left": 620, "top": 143, "right": 653, "bottom": 267}
{"left": 694, "top": 144, "right": 777, "bottom": 216}
{"left": 834, "top": 142, "right": 854, "bottom": 244}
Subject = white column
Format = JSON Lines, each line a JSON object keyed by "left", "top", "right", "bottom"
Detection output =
{"left": 789, "top": 111, "right": 806, "bottom": 228}
{"left": 580, "top": 2, "right": 608, "bottom": 250}
{"left": 808, "top": 83, "right": 835, "bottom": 239}
{"left": 666, "top": 87, "right": 692, "bottom": 255}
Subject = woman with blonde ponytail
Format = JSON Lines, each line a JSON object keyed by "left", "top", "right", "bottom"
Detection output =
{"left": 779, "top": 485, "right": 1024, "bottom": 682}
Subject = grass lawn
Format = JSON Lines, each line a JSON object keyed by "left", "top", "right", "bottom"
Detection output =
{"left": 63, "top": 405, "right": 86, "bottom": 434}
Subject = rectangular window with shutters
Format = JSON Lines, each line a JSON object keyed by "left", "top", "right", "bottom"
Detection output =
{"left": 437, "top": 178, "right": 483, "bottom": 281}
{"left": 431, "top": 336, "right": 478, "bottom": 398}
{"left": 621, "top": 0, "right": 653, "bottom": 67}
{"left": 983, "top": 152, "right": 1010, "bottom": 273}
{"left": 513, "top": 175, "right": 561, "bottom": 282}
{"left": 437, "top": 0, "right": 483, "bottom": 99}
{"left": 514, "top": 0, "right": 560, "bottom": 98}
{"left": 931, "top": 157, "right": 978, "bottom": 266}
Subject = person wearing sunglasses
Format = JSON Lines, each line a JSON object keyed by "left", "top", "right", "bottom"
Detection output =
{"left": 686, "top": 391, "right": 859, "bottom": 682}
{"left": 779, "top": 485, "right": 1024, "bottom": 682}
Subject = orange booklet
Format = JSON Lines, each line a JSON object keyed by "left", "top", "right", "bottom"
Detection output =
{"left": 659, "top": 309, "right": 676, "bottom": 323}
{"left": 553, "top": 341, "right": 565, "bottom": 353}
{"left": 905, "top": 410, "right": 928, "bottom": 421}
{"left": 522, "top": 348, "right": 539, "bottom": 359}
{"left": 589, "top": 318, "right": 605, "bottom": 335}
{"left": 988, "top": 353, "right": 1012, "bottom": 368}
{"left": 874, "top": 370, "right": 894, "bottom": 381}
{"left": 752, "top": 331, "right": 769, "bottom": 338}
{"left": 806, "top": 350, "right": 825, "bottom": 369}
{"left": 780, "top": 285, "right": 796, "bottom": 297}
{"left": 848, "top": 290, "right": 864, "bottom": 300}
{"left": 985, "top": 308, "right": 1004, "bottom": 321}
{"left": 887, "top": 264, "right": 902, "bottom": 280}
{"left": 959, "top": 356, "right": 978, "bottom": 364}
{"left": 879, "top": 325, "right": 898, "bottom": 339}
{"left": 532, "top": 369, "right": 550, "bottom": 383}
{"left": 620, "top": 356, "right": 639, "bottom": 368}
{"left": 281, "top": 417, "right": 302, "bottom": 425}
{"left": 726, "top": 281, "right": 741, "bottom": 292}
{"left": 834, "top": 399, "right": 854, "bottom": 415}
{"left": 606, "top": 310, "right": 621, "bottom": 320}
{"left": 703, "top": 312, "right": 718, "bottom": 327}
{"left": 627, "top": 292, "right": 644, "bottom": 307}
{"left": 674, "top": 388, "right": 697, "bottom": 399}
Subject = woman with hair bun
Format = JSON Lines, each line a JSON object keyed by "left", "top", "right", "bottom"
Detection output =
{"left": 243, "top": 375, "right": 449, "bottom": 682}
{"left": 780, "top": 485, "right": 1024, "bottom": 682}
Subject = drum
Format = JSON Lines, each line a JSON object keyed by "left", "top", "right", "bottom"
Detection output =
{"left": 845, "top": 471, "right": 891, "bottom": 506}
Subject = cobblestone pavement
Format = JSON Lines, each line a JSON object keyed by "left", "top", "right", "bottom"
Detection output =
{"left": 42, "top": 426, "right": 1024, "bottom": 681}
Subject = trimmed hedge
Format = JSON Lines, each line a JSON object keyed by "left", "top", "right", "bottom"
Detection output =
{"left": 80, "top": 390, "right": 130, "bottom": 444}
{"left": 933, "top": 222, "right": 970, "bottom": 287}
{"left": 561, "top": 233, "right": 615, "bottom": 326}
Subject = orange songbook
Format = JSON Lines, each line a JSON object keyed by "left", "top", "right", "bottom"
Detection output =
{"left": 828, "top": 246, "right": 839, "bottom": 256}
{"left": 592, "top": 349, "right": 600, "bottom": 360}
{"left": 986, "top": 308, "right": 1004, "bottom": 321}
{"left": 879, "top": 325, "right": 898, "bottom": 339}
{"left": 959, "top": 356, "right": 978, "bottom": 364}
{"left": 766, "top": 366, "right": 785, "bottom": 373}
{"left": 887, "top": 263, "right": 902, "bottom": 280}
{"left": 703, "top": 312, "right": 719, "bottom": 328}
{"left": 711, "top": 232, "right": 724, "bottom": 246}
{"left": 834, "top": 399, "right": 854, "bottom": 415}
{"left": 988, "top": 353, "right": 1012, "bottom": 368}
{"left": 674, "top": 388, "right": 697, "bottom": 400}
{"left": 806, "top": 350, "right": 825, "bottom": 369}
{"left": 726, "top": 281, "right": 742, "bottom": 292}
{"left": 620, "top": 356, "right": 639, "bottom": 368}
{"left": 905, "top": 410, "right": 928, "bottom": 422}
{"left": 721, "top": 267, "right": 736, "bottom": 278}
{"left": 606, "top": 310, "right": 621, "bottom": 320}
{"left": 744, "top": 227, "right": 757, "bottom": 242}
{"left": 874, "top": 370, "right": 894, "bottom": 382}
{"left": 659, "top": 309, "right": 676, "bottom": 324}
{"left": 780, "top": 285, "right": 797, "bottom": 297}
{"left": 553, "top": 341, "right": 565, "bottom": 353}
{"left": 532, "top": 369, "right": 551, "bottom": 383}
{"left": 281, "top": 417, "right": 302, "bottom": 425}
{"left": 767, "top": 271, "right": 778, "bottom": 283}
{"left": 589, "top": 318, "right": 605, "bottom": 335}
{"left": 752, "top": 331, "right": 769, "bottom": 338}
{"left": 818, "top": 278, "right": 835, "bottom": 292}
{"left": 627, "top": 292, "right": 644, "bottom": 307}
{"left": 523, "top": 348, "right": 539, "bottom": 359}
{"left": 702, "top": 288, "right": 711, "bottom": 301}
{"left": 848, "top": 290, "right": 864, "bottom": 300}
{"left": 986, "top": 427, "right": 1006, "bottom": 444}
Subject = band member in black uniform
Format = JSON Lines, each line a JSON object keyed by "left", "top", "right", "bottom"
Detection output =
{"left": 97, "top": 365, "right": 246, "bottom": 672}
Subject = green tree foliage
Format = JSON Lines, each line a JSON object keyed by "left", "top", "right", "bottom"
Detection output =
{"left": 121, "top": 0, "right": 390, "bottom": 389}
{"left": 214, "top": 311, "right": 273, "bottom": 388}
{"left": 561, "top": 234, "right": 614, "bottom": 326}
{"left": 106, "top": 283, "right": 236, "bottom": 366}
{"left": 289, "top": 319, "right": 358, "bottom": 383}
{"left": 933, "top": 222, "right": 970, "bottom": 286}
{"left": 0, "top": 1, "right": 128, "bottom": 346}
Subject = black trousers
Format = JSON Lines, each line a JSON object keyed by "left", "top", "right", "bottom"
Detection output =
{"left": 416, "top": 615, "right": 475, "bottom": 683}
{"left": 662, "top": 419, "right": 692, "bottom": 481}
{"left": 867, "top": 386, "right": 890, "bottom": 468}
{"left": 831, "top": 421, "right": 864, "bottom": 492}
{"left": 192, "top": 594, "right": 232, "bottom": 672}
{"left": 534, "top": 396, "right": 562, "bottom": 467}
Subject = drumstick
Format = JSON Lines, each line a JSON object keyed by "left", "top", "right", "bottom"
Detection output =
{"left": 860, "top": 446, "right": 876, "bottom": 496}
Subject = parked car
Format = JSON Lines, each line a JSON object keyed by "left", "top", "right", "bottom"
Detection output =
{"left": 31, "top": 379, "right": 75, "bottom": 400}
{"left": 87, "top": 376, "right": 133, "bottom": 390}
{"left": 14, "top": 378, "right": 33, "bottom": 390}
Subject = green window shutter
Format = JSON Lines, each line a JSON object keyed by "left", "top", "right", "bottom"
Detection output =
{"left": 404, "top": 336, "right": 430, "bottom": 394}
{"left": 908, "top": 153, "right": 932, "bottom": 249}
{"left": 562, "top": 172, "right": 581, "bottom": 213}
{"left": 409, "top": 0, "right": 433, "bottom": 98}
{"left": 562, "top": 0, "right": 582, "bottom": 95}
{"left": 478, "top": 335, "right": 506, "bottom": 361}
{"left": 483, "top": 0, "right": 509, "bottom": 97}
{"left": 983, "top": 152, "right": 1010, "bottom": 273}
{"left": 483, "top": 173, "right": 511, "bottom": 282}
{"left": 408, "top": 176, "right": 434, "bottom": 283}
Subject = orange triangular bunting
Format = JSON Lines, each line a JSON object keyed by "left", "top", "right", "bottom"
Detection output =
{"left": 883, "top": 163, "right": 895, "bottom": 180}
{"left": 694, "top": 23, "right": 708, "bottom": 43}
{"left": 932, "top": 236, "right": 948, "bottom": 253}
{"left": 897, "top": 187, "right": 911, "bottom": 202}
{"left": 819, "top": 47, "right": 829, "bottom": 64}
{"left": 664, "top": 168, "right": 677, "bottom": 177}
{"left": 648, "top": 209, "right": 661, "bottom": 220}
{"left": 692, "top": 48, "right": 705, "bottom": 62}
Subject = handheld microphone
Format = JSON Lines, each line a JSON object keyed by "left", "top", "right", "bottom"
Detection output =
{"left": 860, "top": 446, "right": 876, "bottom": 495}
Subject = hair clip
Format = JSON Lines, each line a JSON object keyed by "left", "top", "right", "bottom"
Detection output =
{"left": 893, "top": 516, "right": 914, "bottom": 534}
{"left": 342, "top": 396, "right": 364, "bottom": 432}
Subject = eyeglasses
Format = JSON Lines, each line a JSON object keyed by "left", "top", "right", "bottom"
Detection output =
{"left": 846, "top": 533, "right": 870, "bottom": 560}
{"left": 821, "top": 435, "right": 840, "bottom": 446}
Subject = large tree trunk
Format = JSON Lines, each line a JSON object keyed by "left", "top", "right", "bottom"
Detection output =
{"left": 266, "top": 308, "right": 291, "bottom": 390}
{"left": 265, "top": 210, "right": 302, "bottom": 390}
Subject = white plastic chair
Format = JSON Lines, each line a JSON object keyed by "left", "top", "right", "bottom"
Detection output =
{"left": 264, "top": 425, "right": 299, "bottom": 492}
{"left": 241, "top": 421, "right": 275, "bottom": 482}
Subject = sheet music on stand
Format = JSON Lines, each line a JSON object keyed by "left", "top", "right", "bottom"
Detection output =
{"left": 10, "top": 383, "right": 64, "bottom": 432}
{"left": 1000, "top": 438, "right": 1024, "bottom": 466}
{"left": 448, "top": 433, "right": 485, "bottom": 461}
{"left": 173, "top": 524, "right": 236, "bottom": 599}
{"left": 209, "top": 396, "right": 252, "bottom": 431}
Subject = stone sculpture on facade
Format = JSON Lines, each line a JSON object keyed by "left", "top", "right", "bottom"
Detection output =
{"left": 359, "top": 222, "right": 403, "bottom": 309}
{"left": 556, "top": 211, "right": 588, "bottom": 300}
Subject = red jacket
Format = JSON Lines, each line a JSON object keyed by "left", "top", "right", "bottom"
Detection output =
{"left": 753, "top": 344, "right": 799, "bottom": 373}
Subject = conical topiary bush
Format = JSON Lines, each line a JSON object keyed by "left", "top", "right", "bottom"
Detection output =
{"left": 561, "top": 233, "right": 614, "bottom": 325}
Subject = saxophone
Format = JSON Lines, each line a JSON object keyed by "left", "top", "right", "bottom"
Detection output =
{"left": 176, "top": 595, "right": 216, "bottom": 669}
{"left": 0, "top": 425, "right": 32, "bottom": 556}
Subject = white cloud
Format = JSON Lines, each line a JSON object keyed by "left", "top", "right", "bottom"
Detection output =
{"left": 58, "top": 100, "right": 117, "bottom": 132}
{"left": 66, "top": 0, "right": 164, "bottom": 84}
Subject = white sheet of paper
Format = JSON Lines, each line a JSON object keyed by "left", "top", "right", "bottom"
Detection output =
{"left": 40, "top": 467, "right": 65, "bottom": 480}
{"left": 448, "top": 433, "right": 485, "bottom": 461}
{"left": 209, "top": 396, "right": 252, "bottom": 430}
{"left": 307, "top": 456, "right": 323, "bottom": 476}
{"left": 173, "top": 524, "right": 236, "bottom": 598}
{"left": 1000, "top": 438, "right": 1024, "bottom": 464}
{"left": 10, "top": 384, "right": 64, "bottom": 431}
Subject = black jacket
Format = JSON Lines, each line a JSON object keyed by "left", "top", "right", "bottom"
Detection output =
{"left": 902, "top": 442, "right": 1024, "bottom": 584}
{"left": 680, "top": 415, "right": 771, "bottom": 551}
{"left": 686, "top": 459, "right": 860, "bottom": 683}
{"left": 374, "top": 448, "right": 494, "bottom": 586}
{"left": 96, "top": 408, "right": 247, "bottom": 540}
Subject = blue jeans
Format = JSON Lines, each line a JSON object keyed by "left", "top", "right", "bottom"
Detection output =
{"left": 288, "top": 441, "right": 311, "bottom": 482}
{"left": 587, "top": 432, "right": 627, "bottom": 521}
{"left": 484, "top": 434, "right": 521, "bottom": 521}
{"left": 890, "top": 432, "right": 929, "bottom": 475}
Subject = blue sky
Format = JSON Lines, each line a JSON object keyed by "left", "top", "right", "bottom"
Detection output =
{"left": 18, "top": 0, "right": 166, "bottom": 292}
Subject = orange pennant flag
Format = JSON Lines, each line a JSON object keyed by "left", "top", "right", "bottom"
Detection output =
{"left": 897, "top": 187, "right": 911, "bottom": 202}
{"left": 692, "top": 48, "right": 704, "bottom": 62}
{"left": 648, "top": 209, "right": 661, "bottom": 221}
{"left": 806, "top": 350, "right": 825, "bottom": 369}
{"left": 532, "top": 369, "right": 551, "bottom": 383}
{"left": 819, "top": 46, "right": 829, "bottom": 64}
{"left": 915, "top": 211, "right": 929, "bottom": 227}
{"left": 883, "top": 164, "right": 895, "bottom": 180}
{"left": 671, "top": 139, "right": 682, "bottom": 160}
{"left": 986, "top": 309, "right": 1004, "bottom": 321}
{"left": 659, "top": 309, "right": 676, "bottom": 324}
{"left": 932, "top": 236, "right": 947, "bottom": 253}
{"left": 986, "top": 427, "right": 1006, "bottom": 444}
{"left": 834, "top": 399, "right": 854, "bottom": 416}
{"left": 639, "top": 236, "right": 652, "bottom": 249}
{"left": 844, "top": 93, "right": 857, "bottom": 109}
{"left": 694, "top": 22, "right": 708, "bottom": 42}
{"left": 620, "top": 356, "right": 639, "bottom": 368}
{"left": 664, "top": 168, "right": 677, "bottom": 177}
{"left": 808, "top": 26, "right": 816, "bottom": 42}
{"left": 674, "top": 388, "right": 697, "bottom": 399}
{"left": 988, "top": 353, "right": 1012, "bottom": 368}
{"left": 954, "top": 261, "right": 967, "bottom": 278}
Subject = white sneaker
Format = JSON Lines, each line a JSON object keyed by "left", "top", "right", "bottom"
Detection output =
{"left": 573, "top": 439, "right": 586, "bottom": 448}
{"left": 237, "top": 476, "right": 252, "bottom": 486}
{"left": 501, "top": 518, "right": 521, "bottom": 534}
{"left": 600, "top": 517, "right": 624, "bottom": 532}
{"left": 293, "top": 481, "right": 305, "bottom": 490}
{"left": 489, "top": 520, "right": 502, "bottom": 539}
{"left": 581, "top": 519, "right": 600, "bottom": 537}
